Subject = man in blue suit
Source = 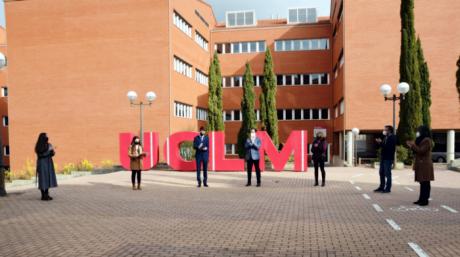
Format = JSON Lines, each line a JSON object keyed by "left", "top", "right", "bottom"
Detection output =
{"left": 193, "top": 126, "right": 209, "bottom": 187}
{"left": 245, "top": 128, "right": 262, "bottom": 187}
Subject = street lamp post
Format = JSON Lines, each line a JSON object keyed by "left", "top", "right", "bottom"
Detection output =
{"left": 127, "top": 91, "right": 157, "bottom": 145}
{"left": 352, "top": 128, "right": 360, "bottom": 166}
{"left": 379, "top": 82, "right": 410, "bottom": 164}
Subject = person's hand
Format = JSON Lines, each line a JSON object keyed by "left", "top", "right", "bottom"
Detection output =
{"left": 406, "top": 141, "right": 415, "bottom": 147}
{"left": 202, "top": 147, "right": 208, "bottom": 151}
{"left": 375, "top": 138, "right": 382, "bottom": 143}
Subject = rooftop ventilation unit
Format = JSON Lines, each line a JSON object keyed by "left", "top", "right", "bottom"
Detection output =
{"left": 226, "top": 10, "right": 257, "bottom": 28}
{"left": 288, "top": 8, "right": 317, "bottom": 24}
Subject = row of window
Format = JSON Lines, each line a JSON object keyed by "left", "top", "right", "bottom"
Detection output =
{"left": 173, "top": 11, "right": 192, "bottom": 37}
{"left": 194, "top": 32, "right": 209, "bottom": 51}
{"left": 226, "top": 11, "right": 256, "bottom": 27}
{"left": 174, "top": 101, "right": 209, "bottom": 121}
{"left": 288, "top": 8, "right": 317, "bottom": 24}
{"left": 215, "top": 41, "right": 266, "bottom": 55}
{"left": 221, "top": 73, "right": 329, "bottom": 88}
{"left": 275, "top": 38, "right": 329, "bottom": 52}
{"left": 195, "top": 69, "right": 209, "bottom": 86}
{"left": 173, "top": 56, "right": 193, "bottom": 78}
{"left": 224, "top": 108, "right": 330, "bottom": 121}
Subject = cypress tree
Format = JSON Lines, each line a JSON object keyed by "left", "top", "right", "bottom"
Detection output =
{"left": 260, "top": 48, "right": 279, "bottom": 146}
{"left": 416, "top": 37, "right": 431, "bottom": 127}
{"left": 207, "top": 52, "right": 224, "bottom": 131}
{"left": 237, "top": 63, "right": 257, "bottom": 158}
{"left": 397, "top": 0, "right": 422, "bottom": 145}
{"left": 456, "top": 55, "right": 460, "bottom": 102}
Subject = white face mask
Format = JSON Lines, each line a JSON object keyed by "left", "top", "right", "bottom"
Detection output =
{"left": 416, "top": 132, "right": 420, "bottom": 138}
{"left": 382, "top": 130, "right": 387, "bottom": 136}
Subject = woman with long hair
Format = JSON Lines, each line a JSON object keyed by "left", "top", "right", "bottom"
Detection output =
{"left": 35, "top": 133, "right": 58, "bottom": 201}
{"left": 407, "top": 125, "right": 434, "bottom": 206}
{"left": 128, "top": 136, "right": 145, "bottom": 190}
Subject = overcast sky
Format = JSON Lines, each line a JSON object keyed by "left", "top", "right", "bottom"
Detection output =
{"left": 0, "top": 0, "right": 331, "bottom": 28}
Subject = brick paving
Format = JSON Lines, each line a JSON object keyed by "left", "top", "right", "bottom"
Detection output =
{"left": 1, "top": 167, "right": 459, "bottom": 257}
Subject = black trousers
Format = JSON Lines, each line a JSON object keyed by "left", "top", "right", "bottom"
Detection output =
{"left": 418, "top": 181, "right": 431, "bottom": 203}
{"left": 247, "top": 159, "right": 261, "bottom": 185}
{"left": 131, "top": 170, "right": 141, "bottom": 185}
{"left": 313, "top": 159, "right": 326, "bottom": 183}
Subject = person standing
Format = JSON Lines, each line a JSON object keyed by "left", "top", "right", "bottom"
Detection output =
{"left": 193, "top": 127, "right": 209, "bottom": 187}
{"left": 374, "top": 125, "right": 396, "bottom": 193}
{"left": 128, "top": 136, "right": 145, "bottom": 190}
{"left": 311, "top": 132, "right": 327, "bottom": 187}
{"left": 35, "top": 133, "right": 58, "bottom": 201}
{"left": 245, "top": 128, "right": 262, "bottom": 187}
{"left": 406, "top": 125, "right": 434, "bottom": 206}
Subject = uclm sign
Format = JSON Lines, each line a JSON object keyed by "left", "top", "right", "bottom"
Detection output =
{"left": 119, "top": 131, "right": 308, "bottom": 172}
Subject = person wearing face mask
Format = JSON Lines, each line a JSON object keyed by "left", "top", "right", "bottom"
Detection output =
{"left": 311, "top": 132, "right": 328, "bottom": 187}
{"left": 193, "top": 127, "right": 209, "bottom": 187}
{"left": 128, "top": 136, "right": 146, "bottom": 190}
{"left": 35, "top": 133, "right": 58, "bottom": 201}
{"left": 406, "top": 125, "right": 434, "bottom": 206}
{"left": 245, "top": 128, "right": 262, "bottom": 187}
{"left": 374, "top": 125, "right": 396, "bottom": 193}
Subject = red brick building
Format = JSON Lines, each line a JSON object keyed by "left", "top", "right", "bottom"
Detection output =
{"left": 2, "top": 0, "right": 460, "bottom": 171}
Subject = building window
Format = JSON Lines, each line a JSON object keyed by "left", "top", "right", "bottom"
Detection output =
{"left": 274, "top": 38, "right": 329, "bottom": 52}
{"left": 3, "top": 145, "right": 9, "bottom": 156}
{"left": 320, "top": 109, "right": 329, "bottom": 120}
{"left": 225, "top": 144, "right": 236, "bottom": 155}
{"left": 173, "top": 56, "right": 192, "bottom": 78}
{"left": 173, "top": 11, "right": 192, "bottom": 37}
{"left": 276, "top": 109, "right": 330, "bottom": 121}
{"left": 223, "top": 110, "right": 243, "bottom": 121}
{"left": 339, "top": 99, "right": 345, "bottom": 115}
{"left": 194, "top": 31, "right": 209, "bottom": 51}
{"left": 288, "top": 8, "right": 317, "bottom": 24}
{"left": 226, "top": 10, "right": 256, "bottom": 27}
{"left": 174, "top": 102, "right": 193, "bottom": 119}
{"left": 196, "top": 108, "right": 208, "bottom": 121}
{"left": 338, "top": 50, "right": 344, "bottom": 68}
{"left": 234, "top": 76, "right": 242, "bottom": 87}
{"left": 2, "top": 116, "right": 7, "bottom": 127}
{"left": 216, "top": 41, "right": 266, "bottom": 55}
{"left": 335, "top": 105, "right": 339, "bottom": 118}
{"left": 195, "top": 69, "right": 208, "bottom": 86}
{"left": 1, "top": 87, "right": 7, "bottom": 97}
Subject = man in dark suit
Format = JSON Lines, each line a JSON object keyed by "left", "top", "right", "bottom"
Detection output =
{"left": 374, "top": 125, "right": 397, "bottom": 193}
{"left": 193, "top": 127, "right": 209, "bottom": 187}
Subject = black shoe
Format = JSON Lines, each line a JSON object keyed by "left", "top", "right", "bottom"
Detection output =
{"left": 47, "top": 196, "right": 53, "bottom": 201}
{"left": 321, "top": 182, "right": 325, "bottom": 187}
{"left": 256, "top": 184, "right": 261, "bottom": 187}
{"left": 245, "top": 183, "right": 251, "bottom": 187}
{"left": 413, "top": 201, "right": 421, "bottom": 205}
{"left": 314, "top": 182, "right": 319, "bottom": 187}
{"left": 204, "top": 184, "right": 208, "bottom": 187}
{"left": 197, "top": 184, "right": 201, "bottom": 188}
{"left": 418, "top": 201, "right": 429, "bottom": 206}
{"left": 374, "top": 188, "right": 384, "bottom": 192}
{"left": 381, "top": 190, "right": 391, "bottom": 193}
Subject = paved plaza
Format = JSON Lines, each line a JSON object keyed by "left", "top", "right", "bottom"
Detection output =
{"left": 1, "top": 167, "right": 459, "bottom": 257}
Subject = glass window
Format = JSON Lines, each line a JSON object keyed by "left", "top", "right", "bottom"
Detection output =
{"left": 241, "top": 42, "right": 249, "bottom": 53}
{"left": 311, "top": 74, "right": 320, "bottom": 84}
{"left": 225, "top": 111, "right": 232, "bottom": 121}
{"left": 234, "top": 76, "right": 242, "bottom": 87}
{"left": 311, "top": 39, "right": 319, "bottom": 50}
{"left": 224, "top": 43, "right": 231, "bottom": 54}
{"left": 302, "top": 74, "right": 310, "bottom": 85}
{"left": 293, "top": 74, "right": 301, "bottom": 85}
{"left": 258, "top": 41, "right": 265, "bottom": 52}
{"left": 285, "top": 40, "right": 292, "bottom": 51}
{"left": 294, "top": 109, "right": 302, "bottom": 120}
{"left": 236, "top": 12, "right": 245, "bottom": 26}
{"left": 320, "top": 73, "right": 328, "bottom": 84}
{"left": 233, "top": 43, "right": 240, "bottom": 53}
{"left": 259, "top": 75, "right": 264, "bottom": 86}
{"left": 225, "top": 144, "right": 233, "bottom": 155}
{"left": 228, "top": 13, "right": 236, "bottom": 27}
{"left": 250, "top": 42, "right": 257, "bottom": 52}
{"left": 285, "top": 109, "right": 293, "bottom": 120}
{"left": 216, "top": 44, "right": 223, "bottom": 54}
{"left": 234, "top": 110, "right": 241, "bottom": 121}
{"left": 277, "top": 110, "right": 284, "bottom": 120}
{"left": 224, "top": 77, "right": 232, "bottom": 87}
{"left": 301, "top": 40, "right": 309, "bottom": 50}
{"left": 275, "top": 41, "right": 283, "bottom": 51}
{"left": 303, "top": 109, "right": 311, "bottom": 119}
{"left": 321, "top": 108, "right": 329, "bottom": 119}
{"left": 293, "top": 40, "right": 301, "bottom": 50}
{"left": 285, "top": 75, "right": 292, "bottom": 86}
{"left": 312, "top": 109, "right": 319, "bottom": 120}
{"left": 289, "top": 9, "right": 297, "bottom": 23}
{"left": 277, "top": 75, "right": 284, "bottom": 85}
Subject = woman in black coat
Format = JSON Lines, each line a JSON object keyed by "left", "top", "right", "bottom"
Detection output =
{"left": 35, "top": 133, "right": 58, "bottom": 201}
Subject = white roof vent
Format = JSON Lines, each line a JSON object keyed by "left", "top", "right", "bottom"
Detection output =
{"left": 226, "top": 10, "right": 257, "bottom": 28}
{"left": 288, "top": 8, "right": 317, "bottom": 24}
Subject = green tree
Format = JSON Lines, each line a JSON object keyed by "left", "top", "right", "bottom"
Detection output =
{"left": 260, "top": 48, "right": 279, "bottom": 146}
{"left": 397, "top": 0, "right": 422, "bottom": 145}
{"left": 237, "top": 63, "right": 257, "bottom": 158}
{"left": 416, "top": 37, "right": 431, "bottom": 127}
{"left": 456, "top": 55, "right": 460, "bottom": 102}
{"left": 207, "top": 52, "right": 224, "bottom": 131}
